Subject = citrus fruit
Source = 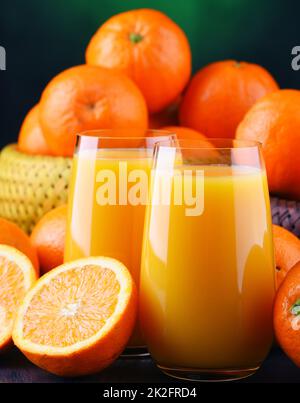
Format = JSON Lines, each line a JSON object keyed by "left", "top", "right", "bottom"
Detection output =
{"left": 13, "top": 256, "right": 137, "bottom": 376}
{"left": 0, "top": 217, "right": 39, "bottom": 273}
{"left": 18, "top": 104, "right": 52, "bottom": 156}
{"left": 30, "top": 205, "right": 67, "bottom": 275}
{"left": 86, "top": 9, "right": 191, "bottom": 113}
{"left": 180, "top": 60, "right": 279, "bottom": 139}
{"left": 39, "top": 65, "right": 148, "bottom": 157}
{"left": 0, "top": 144, "right": 71, "bottom": 233}
{"left": 0, "top": 245, "right": 37, "bottom": 351}
{"left": 161, "top": 126, "right": 209, "bottom": 141}
{"left": 274, "top": 261, "right": 300, "bottom": 367}
{"left": 273, "top": 225, "right": 300, "bottom": 289}
{"left": 237, "top": 89, "right": 300, "bottom": 200}
{"left": 159, "top": 126, "right": 217, "bottom": 163}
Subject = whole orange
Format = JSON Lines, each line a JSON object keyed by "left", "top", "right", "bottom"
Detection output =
{"left": 274, "top": 262, "right": 300, "bottom": 367}
{"left": 18, "top": 104, "right": 52, "bottom": 156}
{"left": 273, "top": 225, "right": 300, "bottom": 289}
{"left": 30, "top": 205, "right": 67, "bottom": 275}
{"left": 179, "top": 60, "right": 279, "bottom": 139}
{"left": 161, "top": 126, "right": 208, "bottom": 141}
{"left": 236, "top": 90, "right": 300, "bottom": 200}
{"left": 161, "top": 126, "right": 217, "bottom": 162}
{"left": 39, "top": 65, "right": 148, "bottom": 157}
{"left": 86, "top": 9, "right": 191, "bottom": 113}
{"left": 0, "top": 217, "right": 39, "bottom": 274}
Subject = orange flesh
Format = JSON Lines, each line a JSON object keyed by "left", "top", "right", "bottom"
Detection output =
{"left": 0, "top": 257, "right": 25, "bottom": 333}
{"left": 22, "top": 265, "right": 120, "bottom": 347}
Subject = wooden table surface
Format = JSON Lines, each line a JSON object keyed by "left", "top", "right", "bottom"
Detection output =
{"left": 0, "top": 347, "right": 300, "bottom": 383}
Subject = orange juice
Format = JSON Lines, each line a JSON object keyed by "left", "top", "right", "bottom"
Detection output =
{"left": 140, "top": 165, "right": 275, "bottom": 372}
{"left": 64, "top": 149, "right": 152, "bottom": 347}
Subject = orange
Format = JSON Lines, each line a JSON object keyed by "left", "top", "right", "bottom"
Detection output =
{"left": 273, "top": 225, "right": 300, "bottom": 289}
{"left": 0, "top": 218, "right": 39, "bottom": 274}
{"left": 0, "top": 245, "right": 37, "bottom": 351}
{"left": 274, "top": 261, "right": 300, "bottom": 367}
{"left": 160, "top": 126, "right": 217, "bottom": 162}
{"left": 12, "top": 256, "right": 137, "bottom": 376}
{"left": 86, "top": 9, "right": 191, "bottom": 113}
{"left": 18, "top": 104, "right": 52, "bottom": 156}
{"left": 180, "top": 60, "right": 279, "bottom": 139}
{"left": 149, "top": 97, "right": 180, "bottom": 129}
{"left": 30, "top": 205, "right": 67, "bottom": 275}
{"left": 161, "top": 126, "right": 209, "bottom": 141}
{"left": 39, "top": 65, "right": 148, "bottom": 157}
{"left": 237, "top": 89, "right": 300, "bottom": 200}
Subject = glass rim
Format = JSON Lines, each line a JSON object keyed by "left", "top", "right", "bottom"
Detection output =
{"left": 155, "top": 138, "right": 262, "bottom": 150}
{"left": 76, "top": 129, "right": 176, "bottom": 140}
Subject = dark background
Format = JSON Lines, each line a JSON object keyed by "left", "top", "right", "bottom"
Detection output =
{"left": 0, "top": 0, "right": 299, "bottom": 148}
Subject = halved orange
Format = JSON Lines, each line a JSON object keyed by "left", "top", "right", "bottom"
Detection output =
{"left": 0, "top": 245, "right": 37, "bottom": 351}
{"left": 12, "top": 257, "right": 137, "bottom": 376}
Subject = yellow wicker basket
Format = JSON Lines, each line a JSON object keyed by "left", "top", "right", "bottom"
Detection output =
{"left": 0, "top": 144, "right": 72, "bottom": 233}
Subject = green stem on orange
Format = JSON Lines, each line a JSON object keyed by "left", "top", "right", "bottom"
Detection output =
{"left": 291, "top": 299, "right": 300, "bottom": 315}
{"left": 129, "top": 32, "right": 143, "bottom": 44}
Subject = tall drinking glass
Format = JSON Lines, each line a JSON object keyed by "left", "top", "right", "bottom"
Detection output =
{"left": 140, "top": 139, "right": 275, "bottom": 380}
{"left": 64, "top": 129, "right": 175, "bottom": 356}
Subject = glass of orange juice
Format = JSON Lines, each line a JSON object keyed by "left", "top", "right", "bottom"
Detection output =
{"left": 64, "top": 129, "right": 175, "bottom": 356}
{"left": 140, "top": 139, "right": 275, "bottom": 380}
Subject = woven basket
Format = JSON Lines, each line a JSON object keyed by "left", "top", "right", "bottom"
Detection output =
{"left": 0, "top": 144, "right": 72, "bottom": 233}
{"left": 271, "top": 196, "right": 300, "bottom": 238}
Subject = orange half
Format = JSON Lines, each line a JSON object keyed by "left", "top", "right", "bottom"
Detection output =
{"left": 0, "top": 245, "right": 37, "bottom": 351}
{"left": 12, "top": 256, "right": 137, "bottom": 376}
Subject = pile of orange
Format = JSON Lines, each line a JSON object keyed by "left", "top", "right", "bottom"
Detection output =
{"left": 18, "top": 8, "right": 300, "bottom": 203}
{"left": 16, "top": 7, "right": 300, "bottom": 203}
{"left": 17, "top": 8, "right": 282, "bottom": 162}
{"left": 0, "top": 7, "right": 300, "bottom": 376}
